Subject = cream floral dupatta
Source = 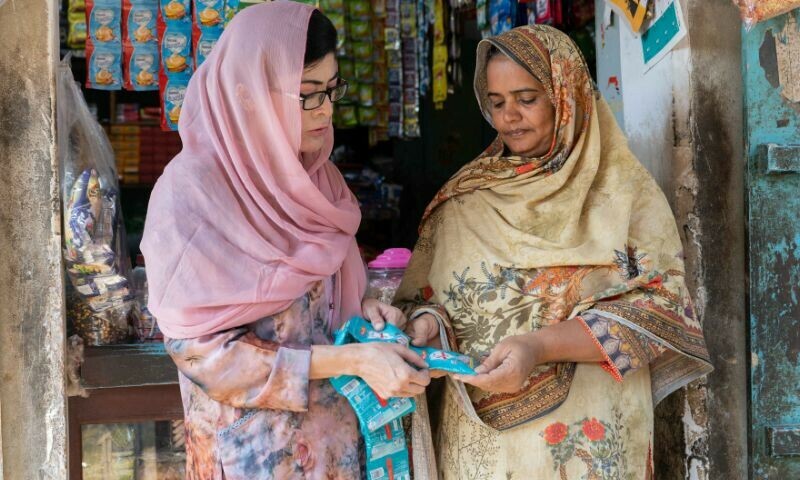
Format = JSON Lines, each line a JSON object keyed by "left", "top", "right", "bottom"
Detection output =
{"left": 396, "top": 25, "right": 712, "bottom": 479}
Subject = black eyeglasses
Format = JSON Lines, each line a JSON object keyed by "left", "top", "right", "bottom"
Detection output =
{"left": 298, "top": 79, "right": 348, "bottom": 110}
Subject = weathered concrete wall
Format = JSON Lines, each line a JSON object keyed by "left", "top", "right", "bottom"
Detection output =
{"left": 0, "top": 0, "right": 68, "bottom": 479}
{"left": 596, "top": 1, "right": 747, "bottom": 478}
{"left": 678, "top": 1, "right": 748, "bottom": 478}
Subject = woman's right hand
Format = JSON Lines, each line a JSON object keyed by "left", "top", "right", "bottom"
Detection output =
{"left": 351, "top": 343, "right": 431, "bottom": 398}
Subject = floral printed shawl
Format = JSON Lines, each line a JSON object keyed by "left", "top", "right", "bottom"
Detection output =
{"left": 395, "top": 25, "right": 713, "bottom": 431}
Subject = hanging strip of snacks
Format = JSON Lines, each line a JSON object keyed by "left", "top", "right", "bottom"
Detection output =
{"left": 81, "top": 0, "right": 462, "bottom": 135}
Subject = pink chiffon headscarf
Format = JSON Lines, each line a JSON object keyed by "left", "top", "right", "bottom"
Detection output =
{"left": 141, "top": 1, "right": 366, "bottom": 339}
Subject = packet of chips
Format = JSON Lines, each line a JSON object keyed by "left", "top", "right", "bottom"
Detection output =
{"left": 86, "top": 43, "right": 123, "bottom": 90}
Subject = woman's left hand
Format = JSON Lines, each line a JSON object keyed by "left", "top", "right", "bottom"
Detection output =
{"left": 362, "top": 298, "right": 407, "bottom": 331}
{"left": 454, "top": 333, "right": 541, "bottom": 394}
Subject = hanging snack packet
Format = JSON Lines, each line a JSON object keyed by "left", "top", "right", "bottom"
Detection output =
{"left": 349, "top": 18, "right": 371, "bottom": 40}
{"left": 70, "top": 0, "right": 87, "bottom": 12}
{"left": 160, "top": 73, "right": 190, "bottom": 131}
{"left": 358, "top": 83, "right": 375, "bottom": 107}
{"left": 195, "top": 27, "right": 222, "bottom": 66}
{"left": 123, "top": 0, "right": 158, "bottom": 45}
{"left": 348, "top": 0, "right": 371, "bottom": 18}
{"left": 358, "top": 106, "right": 378, "bottom": 126}
{"left": 224, "top": 0, "right": 241, "bottom": 26}
{"left": 355, "top": 61, "right": 374, "bottom": 80}
{"left": 364, "top": 419, "right": 412, "bottom": 480}
{"left": 159, "top": 0, "right": 191, "bottom": 23}
{"left": 124, "top": 43, "right": 159, "bottom": 90}
{"left": 86, "top": 43, "right": 123, "bottom": 90}
{"left": 68, "top": 12, "right": 88, "bottom": 49}
{"left": 193, "top": 0, "right": 224, "bottom": 29}
{"left": 489, "top": 0, "right": 514, "bottom": 35}
{"left": 87, "top": 0, "right": 123, "bottom": 45}
{"left": 319, "top": 0, "right": 344, "bottom": 9}
{"left": 159, "top": 20, "right": 193, "bottom": 74}
{"left": 335, "top": 104, "right": 359, "bottom": 128}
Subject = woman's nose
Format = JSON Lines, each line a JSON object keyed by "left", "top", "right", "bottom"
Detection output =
{"left": 317, "top": 95, "right": 334, "bottom": 118}
{"left": 502, "top": 103, "right": 522, "bottom": 124}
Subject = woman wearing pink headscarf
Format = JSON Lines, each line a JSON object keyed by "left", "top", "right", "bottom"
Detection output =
{"left": 141, "top": 2, "right": 430, "bottom": 478}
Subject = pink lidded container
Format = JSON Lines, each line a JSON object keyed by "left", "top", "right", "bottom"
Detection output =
{"left": 366, "top": 248, "right": 412, "bottom": 304}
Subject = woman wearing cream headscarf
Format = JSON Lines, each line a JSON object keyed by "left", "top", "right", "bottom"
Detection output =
{"left": 397, "top": 25, "right": 712, "bottom": 479}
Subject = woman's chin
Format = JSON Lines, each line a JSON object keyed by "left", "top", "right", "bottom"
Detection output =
{"left": 299, "top": 139, "right": 325, "bottom": 155}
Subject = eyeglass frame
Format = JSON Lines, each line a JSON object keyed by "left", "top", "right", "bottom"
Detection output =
{"left": 290, "top": 78, "right": 349, "bottom": 111}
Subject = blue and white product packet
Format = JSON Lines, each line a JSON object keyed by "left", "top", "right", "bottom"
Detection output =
{"left": 329, "top": 375, "right": 416, "bottom": 432}
{"left": 416, "top": 346, "right": 477, "bottom": 375}
{"left": 364, "top": 418, "right": 411, "bottom": 480}
{"left": 195, "top": 27, "right": 222, "bottom": 66}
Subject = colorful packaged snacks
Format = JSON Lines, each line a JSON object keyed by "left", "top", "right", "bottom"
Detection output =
{"left": 193, "top": 0, "right": 224, "bottom": 29}
{"left": 59, "top": 59, "right": 135, "bottom": 345}
{"left": 355, "top": 60, "right": 374, "bottom": 80}
{"left": 160, "top": 73, "right": 190, "bottom": 130}
{"left": 86, "top": 43, "right": 123, "bottom": 90}
{"left": 326, "top": 12, "right": 347, "bottom": 51}
{"left": 319, "top": 0, "right": 344, "bottom": 10}
{"left": 223, "top": 0, "right": 240, "bottom": 26}
{"left": 330, "top": 375, "right": 416, "bottom": 432}
{"left": 338, "top": 58, "right": 355, "bottom": 80}
{"left": 352, "top": 41, "right": 374, "bottom": 61}
{"left": 69, "top": 0, "right": 87, "bottom": 13}
{"left": 124, "top": 44, "right": 159, "bottom": 90}
{"left": 348, "top": 18, "right": 371, "bottom": 40}
{"left": 489, "top": 0, "right": 514, "bottom": 35}
{"left": 87, "top": 0, "right": 122, "bottom": 45}
{"left": 358, "top": 83, "right": 375, "bottom": 106}
{"left": 67, "top": 12, "right": 88, "bottom": 49}
{"left": 159, "top": 0, "right": 191, "bottom": 23}
{"left": 159, "top": 21, "right": 193, "bottom": 74}
{"left": 358, "top": 106, "right": 378, "bottom": 126}
{"left": 194, "top": 27, "right": 222, "bottom": 66}
{"left": 417, "top": 347, "right": 477, "bottom": 375}
{"left": 364, "top": 419, "right": 412, "bottom": 480}
{"left": 335, "top": 104, "right": 359, "bottom": 128}
{"left": 348, "top": 0, "right": 370, "bottom": 18}
{"left": 123, "top": 0, "right": 158, "bottom": 45}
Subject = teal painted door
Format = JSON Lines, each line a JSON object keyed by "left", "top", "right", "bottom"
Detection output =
{"left": 743, "top": 9, "right": 800, "bottom": 479}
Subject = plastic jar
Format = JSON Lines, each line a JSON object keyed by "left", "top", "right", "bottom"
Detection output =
{"left": 366, "top": 248, "right": 412, "bottom": 304}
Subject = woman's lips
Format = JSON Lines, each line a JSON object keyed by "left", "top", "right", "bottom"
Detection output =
{"left": 505, "top": 129, "right": 530, "bottom": 138}
{"left": 307, "top": 125, "right": 330, "bottom": 137}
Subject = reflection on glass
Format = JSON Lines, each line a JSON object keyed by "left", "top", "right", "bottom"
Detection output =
{"left": 82, "top": 420, "right": 186, "bottom": 479}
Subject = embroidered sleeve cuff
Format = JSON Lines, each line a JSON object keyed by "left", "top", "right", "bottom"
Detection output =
{"left": 577, "top": 315, "right": 624, "bottom": 383}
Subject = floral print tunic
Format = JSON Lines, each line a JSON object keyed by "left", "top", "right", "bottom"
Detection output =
{"left": 164, "top": 279, "right": 362, "bottom": 479}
